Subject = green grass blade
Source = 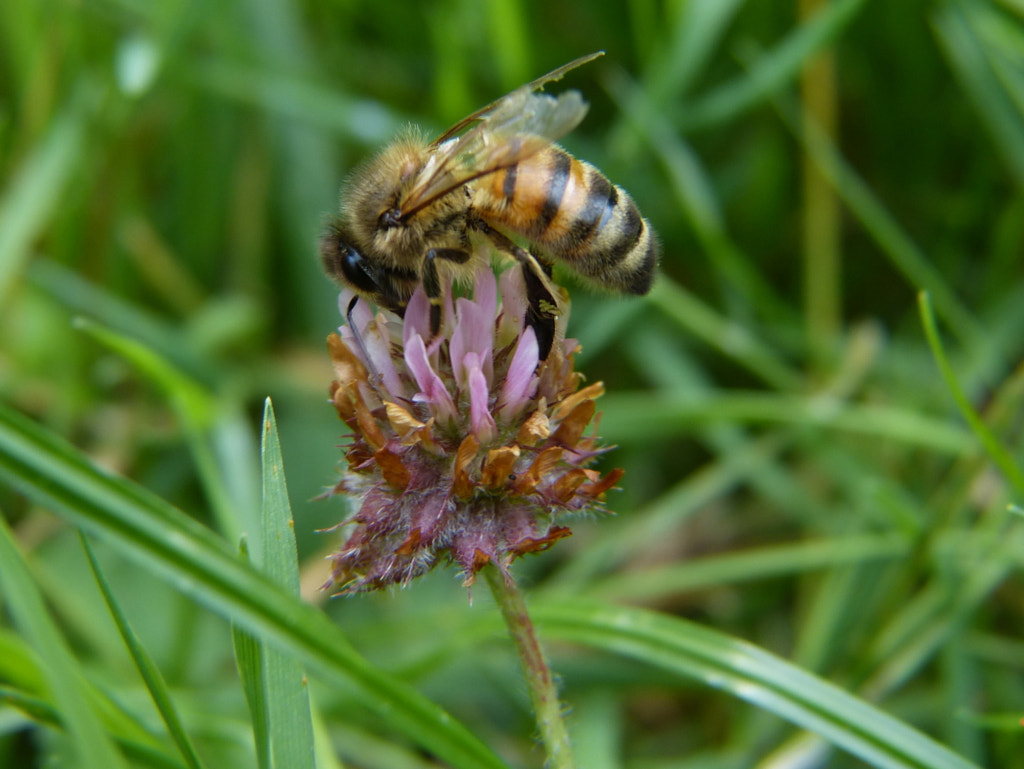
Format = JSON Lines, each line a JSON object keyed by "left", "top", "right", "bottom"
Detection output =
{"left": 599, "top": 389, "right": 973, "bottom": 454}
{"left": 0, "top": 683, "right": 190, "bottom": 769}
{"left": 0, "top": 515, "right": 129, "bottom": 769}
{"left": 543, "top": 432, "right": 792, "bottom": 593}
{"left": 0, "top": 684, "right": 59, "bottom": 728}
{"left": 0, "top": 85, "right": 91, "bottom": 306}
{"left": 0, "top": 627, "right": 47, "bottom": 692}
{"left": 655, "top": 0, "right": 744, "bottom": 96}
{"left": 232, "top": 538, "right": 271, "bottom": 769}
{"left": 311, "top": 707, "right": 346, "bottom": 769}
{"left": 586, "top": 533, "right": 910, "bottom": 602}
{"left": 0, "top": 629, "right": 189, "bottom": 767}
{"left": 484, "top": 0, "right": 530, "bottom": 89}
{"left": 73, "top": 317, "right": 241, "bottom": 542}
{"left": 536, "top": 601, "right": 981, "bottom": 769}
{"left": 81, "top": 534, "right": 208, "bottom": 769}
{"left": 610, "top": 0, "right": 744, "bottom": 155}
{"left": 185, "top": 59, "right": 403, "bottom": 143}
{"left": 933, "top": 1, "right": 1024, "bottom": 189}
{"left": 917, "top": 292, "right": 1024, "bottom": 495}
{"left": 570, "top": 691, "right": 622, "bottom": 769}
{"left": 27, "top": 259, "right": 220, "bottom": 384}
{"left": 763, "top": 87, "right": 986, "bottom": 347}
{"left": 646, "top": 279, "right": 803, "bottom": 390}
{"left": 681, "top": 0, "right": 868, "bottom": 130}
{"left": 0, "top": 402, "right": 509, "bottom": 769}
{"left": 862, "top": 529, "right": 1022, "bottom": 701}
{"left": 605, "top": 72, "right": 797, "bottom": 330}
{"left": 259, "top": 399, "right": 316, "bottom": 769}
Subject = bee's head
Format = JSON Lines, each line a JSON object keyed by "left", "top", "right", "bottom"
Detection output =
{"left": 319, "top": 221, "right": 382, "bottom": 296}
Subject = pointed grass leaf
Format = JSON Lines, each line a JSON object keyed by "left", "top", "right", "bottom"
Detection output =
{"left": 233, "top": 537, "right": 271, "bottom": 769}
{"left": 681, "top": 0, "right": 868, "bottom": 130}
{"left": 73, "top": 317, "right": 240, "bottom": 541}
{"left": 0, "top": 85, "right": 91, "bottom": 306}
{"left": 933, "top": 1, "right": 1024, "bottom": 189}
{"left": 81, "top": 534, "right": 208, "bottom": 769}
{"left": 0, "top": 515, "right": 128, "bottom": 769}
{"left": 918, "top": 292, "right": 1024, "bottom": 495}
{"left": 0, "top": 403, "right": 510, "bottom": 769}
{"left": 259, "top": 399, "right": 316, "bottom": 769}
{"left": 535, "top": 601, "right": 981, "bottom": 769}
{"left": 599, "top": 389, "right": 973, "bottom": 453}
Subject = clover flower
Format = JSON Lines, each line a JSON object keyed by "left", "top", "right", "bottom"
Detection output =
{"left": 322, "top": 265, "right": 623, "bottom": 593}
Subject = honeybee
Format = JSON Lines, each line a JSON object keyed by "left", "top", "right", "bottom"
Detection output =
{"left": 320, "top": 52, "right": 657, "bottom": 359}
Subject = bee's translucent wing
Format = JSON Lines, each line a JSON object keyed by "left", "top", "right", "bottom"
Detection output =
{"left": 397, "top": 53, "right": 602, "bottom": 220}
{"left": 430, "top": 52, "right": 603, "bottom": 146}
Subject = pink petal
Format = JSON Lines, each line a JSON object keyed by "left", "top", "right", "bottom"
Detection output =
{"left": 403, "top": 287, "right": 432, "bottom": 351}
{"left": 338, "top": 295, "right": 376, "bottom": 366}
{"left": 474, "top": 266, "right": 498, "bottom": 323}
{"left": 450, "top": 297, "right": 494, "bottom": 388}
{"left": 336, "top": 289, "right": 356, "bottom": 321}
{"left": 440, "top": 288, "right": 455, "bottom": 339}
{"left": 467, "top": 355, "right": 497, "bottom": 443}
{"left": 363, "top": 314, "right": 406, "bottom": 398}
{"left": 404, "top": 333, "right": 455, "bottom": 422}
{"left": 497, "top": 325, "right": 539, "bottom": 423}
{"left": 339, "top": 293, "right": 374, "bottom": 335}
{"left": 497, "top": 266, "right": 528, "bottom": 344}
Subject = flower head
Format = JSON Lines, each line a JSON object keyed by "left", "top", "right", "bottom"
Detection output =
{"left": 323, "top": 266, "right": 623, "bottom": 593}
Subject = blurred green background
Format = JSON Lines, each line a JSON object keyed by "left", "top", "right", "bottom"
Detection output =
{"left": 2, "top": 0, "right": 1024, "bottom": 767}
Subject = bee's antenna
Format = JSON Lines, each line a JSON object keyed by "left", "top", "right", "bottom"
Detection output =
{"left": 345, "top": 295, "right": 387, "bottom": 396}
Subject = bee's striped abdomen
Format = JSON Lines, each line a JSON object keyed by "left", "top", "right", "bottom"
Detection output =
{"left": 477, "top": 146, "right": 658, "bottom": 295}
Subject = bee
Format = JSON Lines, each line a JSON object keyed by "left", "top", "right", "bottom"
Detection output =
{"left": 320, "top": 51, "right": 658, "bottom": 359}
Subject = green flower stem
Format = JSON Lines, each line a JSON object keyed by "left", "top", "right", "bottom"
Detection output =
{"left": 484, "top": 564, "right": 575, "bottom": 769}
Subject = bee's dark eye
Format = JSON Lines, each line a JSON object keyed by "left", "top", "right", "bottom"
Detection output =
{"left": 337, "top": 244, "right": 379, "bottom": 294}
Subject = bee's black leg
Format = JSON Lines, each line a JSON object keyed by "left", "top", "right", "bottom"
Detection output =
{"left": 422, "top": 251, "right": 443, "bottom": 338}
{"left": 432, "top": 248, "right": 472, "bottom": 265}
{"left": 467, "top": 220, "right": 559, "bottom": 359}
{"left": 520, "top": 264, "right": 557, "bottom": 360}
{"left": 423, "top": 248, "right": 471, "bottom": 339}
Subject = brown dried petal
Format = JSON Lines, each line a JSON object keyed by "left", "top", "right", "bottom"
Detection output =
{"left": 514, "top": 446, "right": 563, "bottom": 494}
{"left": 329, "top": 381, "right": 358, "bottom": 427}
{"left": 453, "top": 434, "right": 480, "bottom": 498}
{"left": 383, "top": 403, "right": 444, "bottom": 455}
{"left": 574, "top": 411, "right": 604, "bottom": 453}
{"left": 516, "top": 408, "right": 551, "bottom": 447}
{"left": 553, "top": 381, "right": 605, "bottom": 421}
{"left": 462, "top": 549, "right": 493, "bottom": 586}
{"left": 552, "top": 399, "right": 596, "bottom": 449}
{"left": 374, "top": 447, "right": 411, "bottom": 490}
{"left": 552, "top": 468, "right": 590, "bottom": 502}
{"left": 327, "top": 333, "right": 368, "bottom": 387}
{"left": 353, "top": 396, "right": 386, "bottom": 451}
{"left": 384, "top": 401, "right": 424, "bottom": 438}
{"left": 509, "top": 525, "right": 572, "bottom": 556}
{"left": 396, "top": 528, "right": 422, "bottom": 555}
{"left": 581, "top": 467, "right": 625, "bottom": 498}
{"left": 344, "top": 443, "right": 375, "bottom": 471}
{"left": 481, "top": 445, "right": 521, "bottom": 489}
